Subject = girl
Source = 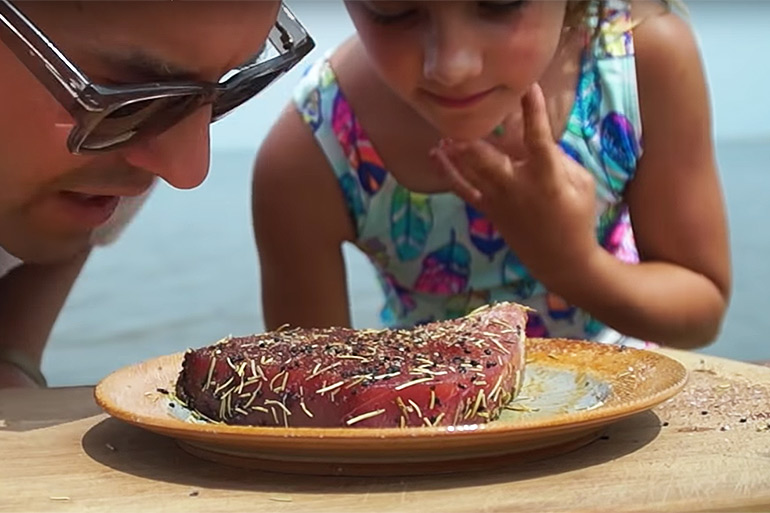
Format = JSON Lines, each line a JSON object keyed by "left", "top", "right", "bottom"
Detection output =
{"left": 252, "top": 0, "right": 730, "bottom": 349}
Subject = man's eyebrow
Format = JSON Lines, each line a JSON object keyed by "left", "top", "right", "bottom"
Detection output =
{"left": 93, "top": 48, "right": 200, "bottom": 82}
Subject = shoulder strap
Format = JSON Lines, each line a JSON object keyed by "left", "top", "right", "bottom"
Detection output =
{"left": 292, "top": 54, "right": 373, "bottom": 236}
{"left": 577, "top": 0, "right": 644, "bottom": 200}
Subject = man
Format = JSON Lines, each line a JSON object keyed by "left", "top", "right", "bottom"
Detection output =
{"left": 0, "top": 1, "right": 314, "bottom": 387}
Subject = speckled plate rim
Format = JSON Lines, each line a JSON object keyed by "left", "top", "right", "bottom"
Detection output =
{"left": 94, "top": 338, "right": 688, "bottom": 446}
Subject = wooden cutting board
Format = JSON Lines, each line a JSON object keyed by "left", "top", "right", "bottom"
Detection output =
{"left": 0, "top": 348, "right": 769, "bottom": 513}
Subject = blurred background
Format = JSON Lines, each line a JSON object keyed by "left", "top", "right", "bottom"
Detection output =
{"left": 43, "top": 1, "right": 770, "bottom": 385}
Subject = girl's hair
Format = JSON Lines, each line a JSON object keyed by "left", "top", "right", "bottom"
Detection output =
{"left": 565, "top": 0, "right": 688, "bottom": 34}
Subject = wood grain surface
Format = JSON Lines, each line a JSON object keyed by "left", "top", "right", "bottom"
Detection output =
{"left": 0, "top": 348, "right": 768, "bottom": 513}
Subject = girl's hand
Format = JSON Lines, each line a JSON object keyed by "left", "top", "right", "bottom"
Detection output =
{"left": 429, "top": 83, "right": 600, "bottom": 286}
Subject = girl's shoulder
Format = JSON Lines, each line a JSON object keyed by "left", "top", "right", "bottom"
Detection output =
{"left": 630, "top": 0, "right": 707, "bottom": 121}
{"left": 631, "top": 0, "right": 700, "bottom": 78}
{"left": 292, "top": 36, "right": 375, "bottom": 101}
{"left": 624, "top": 0, "right": 716, "bottom": 205}
{"left": 630, "top": 0, "right": 682, "bottom": 27}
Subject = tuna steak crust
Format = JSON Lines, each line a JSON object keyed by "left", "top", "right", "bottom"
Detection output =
{"left": 175, "top": 302, "right": 527, "bottom": 428}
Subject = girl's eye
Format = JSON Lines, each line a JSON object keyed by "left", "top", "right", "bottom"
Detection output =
{"left": 361, "top": 2, "right": 417, "bottom": 25}
{"left": 478, "top": 0, "right": 529, "bottom": 14}
{"left": 367, "top": 8, "right": 417, "bottom": 25}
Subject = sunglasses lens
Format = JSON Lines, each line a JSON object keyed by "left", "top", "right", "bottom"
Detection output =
{"left": 211, "top": 70, "right": 282, "bottom": 121}
{"left": 80, "top": 94, "right": 202, "bottom": 151}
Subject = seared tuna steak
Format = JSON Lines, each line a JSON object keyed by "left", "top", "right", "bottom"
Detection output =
{"left": 175, "top": 302, "right": 527, "bottom": 428}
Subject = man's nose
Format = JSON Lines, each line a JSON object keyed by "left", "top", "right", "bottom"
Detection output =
{"left": 120, "top": 105, "right": 212, "bottom": 190}
{"left": 422, "top": 18, "right": 483, "bottom": 88}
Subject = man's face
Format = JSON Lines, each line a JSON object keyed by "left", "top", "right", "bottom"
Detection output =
{"left": 0, "top": 1, "right": 280, "bottom": 263}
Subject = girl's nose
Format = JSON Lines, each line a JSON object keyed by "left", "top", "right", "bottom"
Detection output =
{"left": 422, "top": 16, "right": 483, "bottom": 88}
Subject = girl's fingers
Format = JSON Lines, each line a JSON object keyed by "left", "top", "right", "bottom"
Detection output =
{"left": 521, "top": 83, "right": 560, "bottom": 178}
{"left": 444, "top": 139, "right": 515, "bottom": 193}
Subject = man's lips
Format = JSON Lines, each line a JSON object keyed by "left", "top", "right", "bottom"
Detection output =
{"left": 63, "top": 183, "right": 152, "bottom": 199}
{"left": 422, "top": 87, "right": 498, "bottom": 108}
{"left": 53, "top": 191, "right": 122, "bottom": 229}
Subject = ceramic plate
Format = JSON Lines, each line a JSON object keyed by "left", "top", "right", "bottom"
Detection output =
{"left": 95, "top": 338, "right": 687, "bottom": 476}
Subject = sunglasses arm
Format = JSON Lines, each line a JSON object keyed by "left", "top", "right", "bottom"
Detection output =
{"left": 0, "top": 0, "right": 97, "bottom": 112}
{"left": 272, "top": 4, "right": 313, "bottom": 53}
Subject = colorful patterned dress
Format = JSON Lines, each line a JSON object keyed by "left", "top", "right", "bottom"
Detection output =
{"left": 292, "top": 0, "right": 653, "bottom": 348}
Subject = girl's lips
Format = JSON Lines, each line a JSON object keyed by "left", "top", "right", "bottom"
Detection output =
{"left": 422, "top": 88, "right": 497, "bottom": 109}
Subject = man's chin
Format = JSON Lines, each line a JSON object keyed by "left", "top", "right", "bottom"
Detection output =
{"left": 1, "top": 231, "right": 92, "bottom": 265}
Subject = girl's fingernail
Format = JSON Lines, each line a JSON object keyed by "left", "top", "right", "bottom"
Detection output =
{"left": 451, "top": 141, "right": 467, "bottom": 153}
{"left": 430, "top": 146, "right": 447, "bottom": 159}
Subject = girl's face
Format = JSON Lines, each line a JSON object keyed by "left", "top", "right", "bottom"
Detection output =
{"left": 345, "top": 1, "right": 568, "bottom": 140}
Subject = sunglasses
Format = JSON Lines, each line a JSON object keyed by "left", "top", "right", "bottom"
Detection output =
{"left": 0, "top": 1, "right": 314, "bottom": 154}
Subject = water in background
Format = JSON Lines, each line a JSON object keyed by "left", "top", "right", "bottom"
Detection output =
{"left": 40, "top": 0, "right": 770, "bottom": 385}
{"left": 43, "top": 140, "right": 770, "bottom": 386}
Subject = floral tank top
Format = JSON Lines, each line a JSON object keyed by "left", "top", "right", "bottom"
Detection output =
{"left": 293, "top": 0, "right": 651, "bottom": 347}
